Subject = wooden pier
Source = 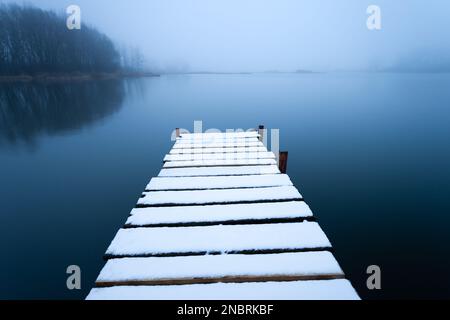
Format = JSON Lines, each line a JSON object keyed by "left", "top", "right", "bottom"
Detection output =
{"left": 87, "top": 129, "right": 359, "bottom": 300}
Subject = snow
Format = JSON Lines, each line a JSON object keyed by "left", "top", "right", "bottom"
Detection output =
{"left": 95, "top": 252, "right": 344, "bottom": 283}
{"left": 146, "top": 174, "right": 292, "bottom": 191}
{"left": 179, "top": 131, "right": 259, "bottom": 139}
{"left": 87, "top": 130, "right": 360, "bottom": 301}
{"left": 176, "top": 137, "right": 260, "bottom": 144}
{"left": 163, "top": 158, "right": 277, "bottom": 168}
{"left": 127, "top": 201, "right": 313, "bottom": 226}
{"left": 138, "top": 186, "right": 302, "bottom": 206}
{"left": 86, "top": 279, "right": 360, "bottom": 300}
{"left": 105, "top": 222, "right": 331, "bottom": 257}
{"left": 164, "top": 152, "right": 275, "bottom": 162}
{"left": 173, "top": 141, "right": 263, "bottom": 149}
{"left": 158, "top": 165, "right": 280, "bottom": 177}
{"left": 170, "top": 146, "right": 268, "bottom": 155}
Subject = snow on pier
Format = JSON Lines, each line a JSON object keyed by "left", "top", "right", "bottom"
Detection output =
{"left": 146, "top": 174, "right": 292, "bottom": 191}
{"left": 126, "top": 201, "right": 313, "bottom": 227}
{"left": 87, "top": 130, "right": 359, "bottom": 300}
{"left": 95, "top": 252, "right": 344, "bottom": 287}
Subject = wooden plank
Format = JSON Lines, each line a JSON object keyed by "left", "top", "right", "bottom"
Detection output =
{"left": 95, "top": 252, "right": 344, "bottom": 287}
{"left": 126, "top": 201, "right": 313, "bottom": 227}
{"left": 158, "top": 165, "right": 280, "bottom": 177}
{"left": 137, "top": 186, "right": 302, "bottom": 207}
{"left": 163, "top": 158, "right": 277, "bottom": 168}
{"left": 179, "top": 131, "right": 259, "bottom": 139}
{"left": 176, "top": 137, "right": 260, "bottom": 144}
{"left": 169, "top": 146, "right": 268, "bottom": 155}
{"left": 173, "top": 141, "right": 263, "bottom": 149}
{"left": 164, "top": 151, "right": 275, "bottom": 162}
{"left": 146, "top": 174, "right": 292, "bottom": 191}
{"left": 87, "top": 279, "right": 360, "bottom": 300}
{"left": 104, "top": 222, "right": 331, "bottom": 258}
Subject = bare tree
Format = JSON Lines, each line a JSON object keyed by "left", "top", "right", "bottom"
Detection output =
{"left": 0, "top": 4, "right": 121, "bottom": 75}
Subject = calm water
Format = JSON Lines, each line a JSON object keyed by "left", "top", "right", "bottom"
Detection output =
{"left": 1, "top": 73, "right": 449, "bottom": 300}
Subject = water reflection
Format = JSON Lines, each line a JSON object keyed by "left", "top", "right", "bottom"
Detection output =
{"left": 0, "top": 80, "right": 125, "bottom": 147}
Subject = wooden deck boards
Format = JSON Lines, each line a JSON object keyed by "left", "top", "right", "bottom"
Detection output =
{"left": 95, "top": 252, "right": 344, "bottom": 287}
{"left": 146, "top": 174, "right": 292, "bottom": 191}
{"left": 169, "top": 146, "right": 268, "bottom": 155}
{"left": 104, "top": 222, "right": 332, "bottom": 259}
{"left": 173, "top": 141, "right": 264, "bottom": 149}
{"left": 178, "top": 131, "right": 259, "bottom": 139}
{"left": 164, "top": 151, "right": 275, "bottom": 162}
{"left": 87, "top": 279, "right": 359, "bottom": 300}
{"left": 158, "top": 165, "right": 280, "bottom": 177}
{"left": 126, "top": 201, "right": 313, "bottom": 228}
{"left": 163, "top": 158, "right": 277, "bottom": 168}
{"left": 137, "top": 186, "right": 302, "bottom": 207}
{"left": 87, "top": 130, "right": 359, "bottom": 300}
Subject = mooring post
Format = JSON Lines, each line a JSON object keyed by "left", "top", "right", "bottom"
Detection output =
{"left": 279, "top": 151, "right": 288, "bottom": 174}
{"left": 176, "top": 128, "right": 181, "bottom": 138}
{"left": 258, "top": 125, "right": 265, "bottom": 142}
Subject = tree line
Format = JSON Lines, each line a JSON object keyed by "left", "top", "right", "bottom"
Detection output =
{"left": 0, "top": 4, "right": 121, "bottom": 75}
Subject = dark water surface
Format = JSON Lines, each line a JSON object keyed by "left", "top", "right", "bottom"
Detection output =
{"left": 1, "top": 73, "right": 449, "bottom": 299}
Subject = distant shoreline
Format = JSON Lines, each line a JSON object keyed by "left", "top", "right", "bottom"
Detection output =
{"left": 160, "top": 70, "right": 318, "bottom": 75}
{"left": 0, "top": 71, "right": 160, "bottom": 83}
{"left": 4, "top": 70, "right": 447, "bottom": 83}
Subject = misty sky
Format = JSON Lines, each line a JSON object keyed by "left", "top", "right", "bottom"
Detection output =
{"left": 6, "top": 0, "right": 450, "bottom": 72}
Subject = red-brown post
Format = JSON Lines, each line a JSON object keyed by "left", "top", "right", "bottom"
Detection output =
{"left": 279, "top": 151, "right": 288, "bottom": 174}
{"left": 176, "top": 128, "right": 181, "bottom": 138}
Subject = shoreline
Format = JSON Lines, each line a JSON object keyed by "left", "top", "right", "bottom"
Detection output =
{"left": 0, "top": 72, "right": 160, "bottom": 83}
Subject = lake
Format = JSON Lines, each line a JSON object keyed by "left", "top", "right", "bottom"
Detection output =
{"left": 1, "top": 73, "right": 449, "bottom": 299}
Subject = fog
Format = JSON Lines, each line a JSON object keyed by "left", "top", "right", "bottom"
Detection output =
{"left": 7, "top": 0, "right": 450, "bottom": 72}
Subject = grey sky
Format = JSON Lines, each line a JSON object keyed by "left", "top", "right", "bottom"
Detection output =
{"left": 7, "top": 0, "right": 450, "bottom": 72}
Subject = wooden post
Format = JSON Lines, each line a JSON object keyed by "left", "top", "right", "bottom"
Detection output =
{"left": 176, "top": 128, "right": 180, "bottom": 138}
{"left": 258, "top": 125, "right": 265, "bottom": 142}
{"left": 279, "top": 151, "right": 288, "bottom": 174}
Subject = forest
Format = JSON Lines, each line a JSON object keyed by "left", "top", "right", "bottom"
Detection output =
{"left": 0, "top": 4, "right": 121, "bottom": 76}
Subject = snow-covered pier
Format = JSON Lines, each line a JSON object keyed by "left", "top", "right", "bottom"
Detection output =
{"left": 87, "top": 130, "right": 359, "bottom": 300}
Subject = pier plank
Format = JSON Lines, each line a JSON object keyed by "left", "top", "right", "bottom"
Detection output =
{"left": 138, "top": 186, "right": 302, "bottom": 206}
{"left": 176, "top": 137, "right": 260, "bottom": 144}
{"left": 164, "top": 151, "right": 275, "bottom": 162}
{"left": 87, "top": 279, "right": 359, "bottom": 300}
{"left": 169, "top": 146, "right": 268, "bottom": 155}
{"left": 146, "top": 174, "right": 292, "bottom": 191}
{"left": 179, "top": 132, "right": 259, "bottom": 139}
{"left": 173, "top": 141, "right": 263, "bottom": 149}
{"left": 158, "top": 165, "right": 280, "bottom": 177}
{"left": 95, "top": 252, "right": 344, "bottom": 287}
{"left": 126, "top": 201, "right": 313, "bottom": 227}
{"left": 163, "top": 158, "right": 276, "bottom": 168}
{"left": 105, "top": 222, "right": 331, "bottom": 258}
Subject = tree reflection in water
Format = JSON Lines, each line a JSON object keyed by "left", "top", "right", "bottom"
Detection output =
{"left": 0, "top": 80, "right": 125, "bottom": 147}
